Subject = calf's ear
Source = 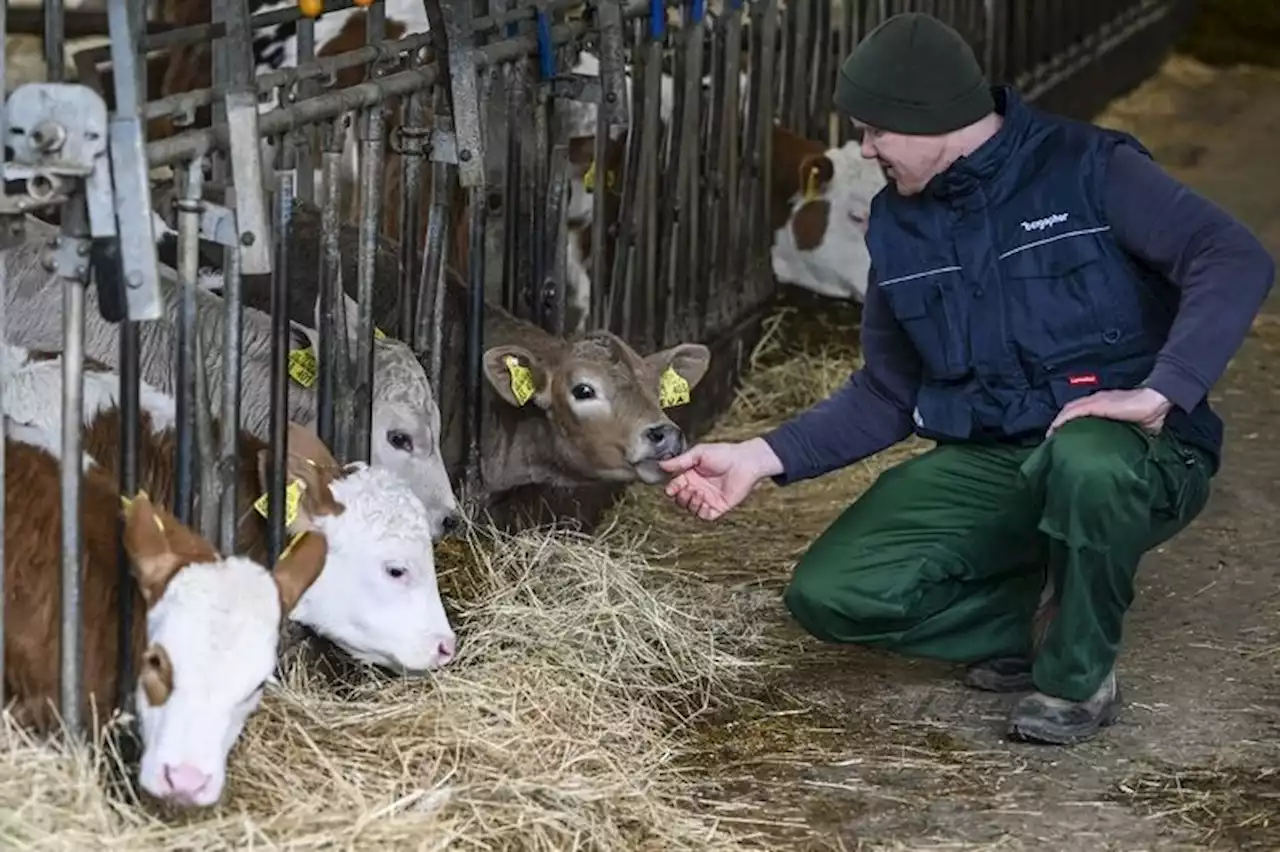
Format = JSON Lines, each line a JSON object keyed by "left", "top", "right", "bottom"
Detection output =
{"left": 273, "top": 531, "right": 328, "bottom": 617}
{"left": 483, "top": 345, "right": 548, "bottom": 408}
{"left": 644, "top": 343, "right": 711, "bottom": 392}
{"left": 121, "top": 492, "right": 220, "bottom": 607}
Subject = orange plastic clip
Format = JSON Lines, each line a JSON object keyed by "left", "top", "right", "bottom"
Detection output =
{"left": 299, "top": 0, "right": 323, "bottom": 17}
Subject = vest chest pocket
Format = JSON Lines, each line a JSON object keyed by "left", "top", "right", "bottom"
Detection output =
{"left": 878, "top": 272, "right": 971, "bottom": 380}
{"left": 1001, "top": 233, "right": 1142, "bottom": 372}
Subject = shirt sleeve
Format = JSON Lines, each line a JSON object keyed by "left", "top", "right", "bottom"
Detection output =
{"left": 1103, "top": 143, "right": 1276, "bottom": 412}
{"left": 761, "top": 269, "right": 921, "bottom": 485}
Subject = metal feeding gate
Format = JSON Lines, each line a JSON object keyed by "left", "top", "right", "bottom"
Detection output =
{"left": 0, "top": 0, "right": 1196, "bottom": 744}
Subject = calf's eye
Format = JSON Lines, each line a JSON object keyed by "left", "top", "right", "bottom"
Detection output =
{"left": 385, "top": 564, "right": 408, "bottom": 580}
{"left": 387, "top": 429, "right": 413, "bottom": 452}
{"left": 571, "top": 383, "right": 596, "bottom": 401}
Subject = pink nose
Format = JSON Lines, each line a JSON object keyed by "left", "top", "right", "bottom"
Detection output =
{"left": 162, "top": 763, "right": 211, "bottom": 801}
{"left": 436, "top": 637, "right": 457, "bottom": 665}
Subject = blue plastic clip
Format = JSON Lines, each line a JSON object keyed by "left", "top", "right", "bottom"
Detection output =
{"left": 728, "top": 0, "right": 742, "bottom": 11}
{"left": 534, "top": 6, "right": 555, "bottom": 79}
{"left": 648, "top": 0, "right": 666, "bottom": 40}
{"left": 690, "top": 0, "right": 706, "bottom": 26}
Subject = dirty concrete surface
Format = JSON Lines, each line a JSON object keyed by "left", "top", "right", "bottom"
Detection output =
{"left": 687, "top": 57, "right": 1280, "bottom": 851}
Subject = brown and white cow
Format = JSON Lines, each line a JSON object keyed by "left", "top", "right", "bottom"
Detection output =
{"left": 3, "top": 438, "right": 326, "bottom": 808}
{"left": 768, "top": 123, "right": 886, "bottom": 303}
{"left": 1, "top": 344, "right": 458, "bottom": 677}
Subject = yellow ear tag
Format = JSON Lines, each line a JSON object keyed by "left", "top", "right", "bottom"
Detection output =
{"left": 288, "top": 347, "right": 318, "bottom": 388}
{"left": 583, "top": 160, "right": 597, "bottom": 193}
{"left": 253, "top": 480, "right": 305, "bottom": 528}
{"left": 659, "top": 366, "right": 691, "bottom": 408}
{"left": 374, "top": 327, "right": 387, "bottom": 340}
{"left": 504, "top": 355, "right": 536, "bottom": 406}
{"left": 803, "top": 165, "right": 821, "bottom": 202}
{"left": 278, "top": 531, "right": 307, "bottom": 560}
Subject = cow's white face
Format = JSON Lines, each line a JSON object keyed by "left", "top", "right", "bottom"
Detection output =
{"left": 292, "top": 294, "right": 461, "bottom": 542}
{"left": 123, "top": 495, "right": 325, "bottom": 809}
{"left": 282, "top": 461, "right": 458, "bottom": 674}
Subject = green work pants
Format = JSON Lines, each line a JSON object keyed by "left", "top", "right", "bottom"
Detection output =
{"left": 783, "top": 417, "right": 1214, "bottom": 703}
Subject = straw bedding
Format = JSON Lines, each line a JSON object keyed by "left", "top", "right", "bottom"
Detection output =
{"left": 0, "top": 516, "right": 777, "bottom": 849}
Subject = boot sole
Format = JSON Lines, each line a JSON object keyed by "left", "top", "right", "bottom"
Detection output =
{"left": 1005, "top": 692, "right": 1123, "bottom": 745}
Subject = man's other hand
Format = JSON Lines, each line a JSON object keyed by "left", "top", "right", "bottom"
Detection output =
{"left": 1047, "top": 387, "right": 1174, "bottom": 437}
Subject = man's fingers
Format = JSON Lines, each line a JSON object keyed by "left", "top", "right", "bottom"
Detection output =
{"left": 659, "top": 447, "right": 701, "bottom": 474}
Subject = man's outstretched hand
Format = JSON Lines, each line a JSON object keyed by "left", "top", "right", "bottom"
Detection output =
{"left": 1047, "top": 386, "right": 1173, "bottom": 437}
{"left": 658, "top": 437, "right": 784, "bottom": 521}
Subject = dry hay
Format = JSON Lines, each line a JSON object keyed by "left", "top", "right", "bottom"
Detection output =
{"left": 1112, "top": 763, "right": 1280, "bottom": 849}
{"left": 0, "top": 519, "right": 779, "bottom": 850}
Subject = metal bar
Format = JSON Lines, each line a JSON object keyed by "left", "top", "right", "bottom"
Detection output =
{"left": 397, "top": 85, "right": 430, "bottom": 342}
{"left": 111, "top": 0, "right": 148, "bottom": 714}
{"left": 294, "top": 4, "right": 318, "bottom": 205}
{"left": 316, "top": 120, "right": 346, "bottom": 457}
{"left": 45, "top": 0, "right": 65, "bottom": 84}
{"left": 351, "top": 1, "right": 387, "bottom": 465}
{"left": 173, "top": 163, "right": 203, "bottom": 526}
{"left": 217, "top": 233, "right": 243, "bottom": 554}
{"left": 59, "top": 198, "right": 90, "bottom": 739}
{"left": 0, "top": 0, "right": 7, "bottom": 702}
{"left": 144, "top": 4, "right": 658, "bottom": 168}
{"left": 267, "top": 170, "right": 295, "bottom": 566}
{"left": 415, "top": 155, "right": 454, "bottom": 393}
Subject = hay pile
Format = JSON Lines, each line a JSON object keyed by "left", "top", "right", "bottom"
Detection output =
{"left": 0, "top": 521, "right": 775, "bottom": 850}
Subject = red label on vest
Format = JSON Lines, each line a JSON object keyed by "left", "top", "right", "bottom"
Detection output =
{"left": 1067, "top": 374, "right": 1098, "bottom": 386}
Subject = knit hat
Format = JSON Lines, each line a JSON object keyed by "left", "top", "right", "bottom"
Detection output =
{"left": 835, "top": 13, "right": 995, "bottom": 135}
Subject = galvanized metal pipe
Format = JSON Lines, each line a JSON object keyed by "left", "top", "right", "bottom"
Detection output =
{"left": 317, "top": 124, "right": 350, "bottom": 461}
{"left": 0, "top": 0, "right": 7, "bottom": 701}
{"left": 217, "top": 237, "right": 243, "bottom": 554}
{"left": 173, "top": 162, "right": 205, "bottom": 527}
{"left": 145, "top": 4, "right": 661, "bottom": 168}
{"left": 43, "top": 0, "right": 65, "bottom": 84}
{"left": 351, "top": 2, "right": 387, "bottom": 465}
{"left": 60, "top": 235, "right": 87, "bottom": 739}
{"left": 266, "top": 167, "right": 297, "bottom": 566}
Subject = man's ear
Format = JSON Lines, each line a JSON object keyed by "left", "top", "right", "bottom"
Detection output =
{"left": 482, "top": 345, "right": 549, "bottom": 408}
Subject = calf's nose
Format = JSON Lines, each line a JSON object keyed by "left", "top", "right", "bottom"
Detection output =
{"left": 644, "top": 422, "right": 685, "bottom": 457}
{"left": 436, "top": 635, "right": 458, "bottom": 666}
{"left": 162, "top": 763, "right": 211, "bottom": 802}
{"left": 441, "top": 512, "right": 461, "bottom": 536}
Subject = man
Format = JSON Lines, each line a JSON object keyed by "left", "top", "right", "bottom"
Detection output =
{"left": 660, "top": 12, "right": 1275, "bottom": 745}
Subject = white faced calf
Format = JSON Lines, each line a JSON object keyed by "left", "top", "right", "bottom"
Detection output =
{"left": 0, "top": 345, "right": 457, "bottom": 675}
{"left": 3, "top": 443, "right": 325, "bottom": 809}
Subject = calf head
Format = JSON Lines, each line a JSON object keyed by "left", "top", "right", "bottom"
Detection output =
{"left": 775, "top": 143, "right": 885, "bottom": 303}
{"left": 255, "top": 422, "right": 456, "bottom": 674}
{"left": 122, "top": 491, "right": 325, "bottom": 809}
{"left": 290, "top": 293, "right": 460, "bottom": 540}
{"left": 483, "top": 331, "right": 711, "bottom": 485}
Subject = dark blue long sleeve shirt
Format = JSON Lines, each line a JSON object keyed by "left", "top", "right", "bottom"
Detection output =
{"left": 762, "top": 143, "right": 1277, "bottom": 486}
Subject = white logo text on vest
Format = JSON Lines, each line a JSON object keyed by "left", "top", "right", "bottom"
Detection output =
{"left": 1020, "top": 212, "right": 1069, "bottom": 232}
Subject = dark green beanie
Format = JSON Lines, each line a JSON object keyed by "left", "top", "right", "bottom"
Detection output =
{"left": 835, "top": 13, "right": 994, "bottom": 135}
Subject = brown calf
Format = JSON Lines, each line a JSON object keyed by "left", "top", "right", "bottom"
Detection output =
{"left": 2, "top": 439, "right": 325, "bottom": 735}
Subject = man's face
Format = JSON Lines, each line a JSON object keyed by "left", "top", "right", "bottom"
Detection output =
{"left": 856, "top": 122, "right": 950, "bottom": 196}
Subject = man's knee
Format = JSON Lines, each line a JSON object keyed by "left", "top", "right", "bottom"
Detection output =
{"left": 783, "top": 557, "right": 850, "bottom": 642}
{"left": 1026, "top": 417, "right": 1144, "bottom": 499}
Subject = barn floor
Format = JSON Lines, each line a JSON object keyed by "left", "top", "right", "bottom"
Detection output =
{"left": 609, "top": 55, "right": 1280, "bottom": 851}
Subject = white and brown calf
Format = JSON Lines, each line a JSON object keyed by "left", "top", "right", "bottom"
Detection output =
{"left": 0, "top": 343, "right": 458, "bottom": 675}
{"left": 4, "top": 443, "right": 326, "bottom": 808}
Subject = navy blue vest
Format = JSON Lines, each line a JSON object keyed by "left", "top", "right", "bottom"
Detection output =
{"left": 865, "top": 86, "right": 1223, "bottom": 469}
